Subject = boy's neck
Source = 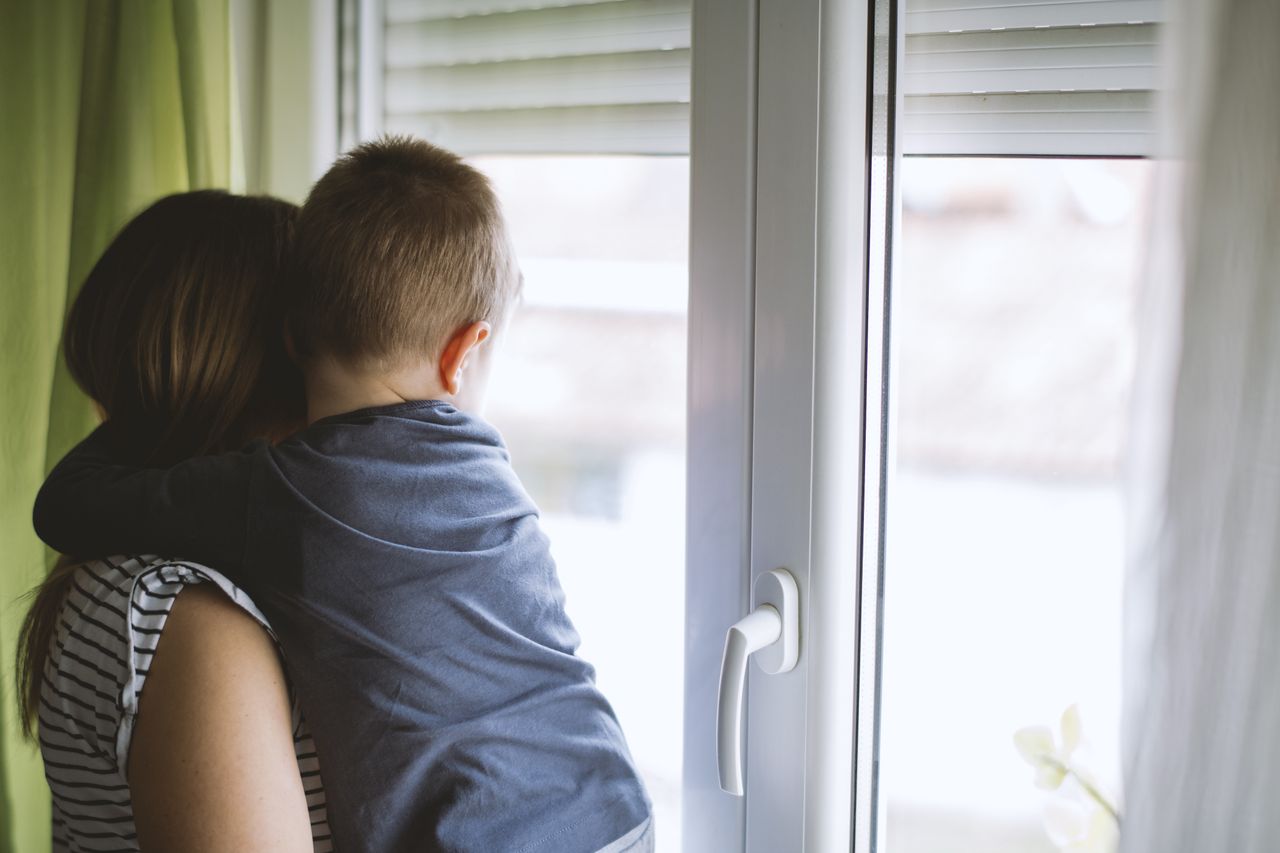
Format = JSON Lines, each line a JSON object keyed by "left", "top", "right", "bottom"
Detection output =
{"left": 303, "top": 354, "right": 450, "bottom": 424}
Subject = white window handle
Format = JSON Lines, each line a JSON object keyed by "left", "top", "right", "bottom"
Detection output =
{"left": 717, "top": 568, "right": 800, "bottom": 796}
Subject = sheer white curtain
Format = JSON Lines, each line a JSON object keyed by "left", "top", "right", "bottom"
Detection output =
{"left": 1122, "top": 0, "right": 1280, "bottom": 850}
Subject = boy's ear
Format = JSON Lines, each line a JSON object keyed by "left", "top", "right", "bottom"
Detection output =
{"left": 439, "top": 321, "right": 491, "bottom": 396}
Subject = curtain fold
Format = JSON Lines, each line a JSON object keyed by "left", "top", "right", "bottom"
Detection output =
{"left": 1121, "top": 0, "right": 1280, "bottom": 850}
{"left": 0, "top": 3, "right": 236, "bottom": 850}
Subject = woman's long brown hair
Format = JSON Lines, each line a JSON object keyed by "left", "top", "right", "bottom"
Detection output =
{"left": 16, "top": 190, "right": 304, "bottom": 737}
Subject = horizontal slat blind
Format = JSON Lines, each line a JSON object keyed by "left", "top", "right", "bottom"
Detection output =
{"left": 905, "top": 0, "right": 1161, "bottom": 32}
{"left": 376, "top": 0, "right": 691, "bottom": 155}
{"left": 387, "top": 0, "right": 629, "bottom": 18}
{"left": 903, "top": 0, "right": 1163, "bottom": 156}
{"left": 356, "top": 0, "right": 1160, "bottom": 157}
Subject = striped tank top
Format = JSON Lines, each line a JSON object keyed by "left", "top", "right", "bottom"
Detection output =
{"left": 38, "top": 555, "right": 333, "bottom": 852}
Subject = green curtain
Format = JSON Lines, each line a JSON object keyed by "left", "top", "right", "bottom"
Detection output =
{"left": 0, "top": 2, "right": 237, "bottom": 850}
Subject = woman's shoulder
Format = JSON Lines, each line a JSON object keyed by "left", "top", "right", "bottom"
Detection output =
{"left": 42, "top": 556, "right": 331, "bottom": 852}
{"left": 67, "top": 555, "right": 277, "bottom": 654}
{"left": 65, "top": 554, "right": 242, "bottom": 615}
{"left": 72, "top": 555, "right": 270, "bottom": 621}
{"left": 45, "top": 556, "right": 277, "bottom": 768}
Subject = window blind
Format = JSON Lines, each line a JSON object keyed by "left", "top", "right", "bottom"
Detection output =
{"left": 902, "top": 0, "right": 1163, "bottom": 156}
{"left": 362, "top": 0, "right": 691, "bottom": 155}
{"left": 347, "top": 0, "right": 1160, "bottom": 157}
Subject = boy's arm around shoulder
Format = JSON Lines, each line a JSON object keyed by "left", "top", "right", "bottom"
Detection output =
{"left": 33, "top": 424, "right": 255, "bottom": 572}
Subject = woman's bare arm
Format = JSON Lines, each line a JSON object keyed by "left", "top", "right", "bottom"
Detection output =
{"left": 128, "top": 584, "right": 314, "bottom": 853}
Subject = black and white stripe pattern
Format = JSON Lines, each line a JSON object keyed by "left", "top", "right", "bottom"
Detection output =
{"left": 40, "top": 555, "right": 333, "bottom": 852}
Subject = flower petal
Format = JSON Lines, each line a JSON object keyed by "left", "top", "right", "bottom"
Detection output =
{"left": 1082, "top": 804, "right": 1120, "bottom": 847}
{"left": 1035, "top": 763, "right": 1068, "bottom": 791}
{"left": 1043, "top": 799, "right": 1089, "bottom": 846}
{"left": 1061, "top": 704, "right": 1083, "bottom": 756}
{"left": 1014, "top": 725, "right": 1056, "bottom": 766}
{"left": 1060, "top": 803, "right": 1120, "bottom": 853}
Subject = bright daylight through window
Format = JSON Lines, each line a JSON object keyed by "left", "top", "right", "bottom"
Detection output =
{"left": 881, "top": 157, "right": 1152, "bottom": 853}
{"left": 475, "top": 155, "right": 689, "bottom": 852}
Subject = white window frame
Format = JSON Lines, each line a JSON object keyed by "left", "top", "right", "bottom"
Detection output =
{"left": 682, "top": 0, "right": 754, "bottom": 845}
{"left": 316, "top": 0, "right": 900, "bottom": 847}
{"left": 232, "top": 0, "right": 340, "bottom": 201}
{"left": 687, "top": 0, "right": 1157, "bottom": 848}
{"left": 685, "top": 0, "right": 896, "bottom": 849}
{"left": 274, "top": 0, "right": 1154, "bottom": 848}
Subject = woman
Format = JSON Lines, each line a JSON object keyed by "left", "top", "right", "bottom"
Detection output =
{"left": 16, "top": 191, "right": 331, "bottom": 852}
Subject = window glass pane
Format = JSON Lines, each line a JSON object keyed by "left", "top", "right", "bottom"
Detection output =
{"left": 881, "top": 158, "right": 1152, "bottom": 853}
{"left": 474, "top": 156, "right": 688, "bottom": 852}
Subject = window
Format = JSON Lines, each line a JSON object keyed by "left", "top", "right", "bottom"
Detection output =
{"left": 877, "top": 2, "right": 1161, "bottom": 847}
{"left": 880, "top": 157, "right": 1151, "bottom": 852}
{"left": 339, "top": 2, "right": 694, "bottom": 846}
{"left": 338, "top": 0, "right": 695, "bottom": 836}
{"left": 329, "top": 3, "right": 1161, "bottom": 851}
{"left": 476, "top": 155, "right": 689, "bottom": 847}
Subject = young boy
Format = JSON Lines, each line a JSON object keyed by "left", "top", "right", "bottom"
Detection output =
{"left": 34, "top": 138, "right": 653, "bottom": 853}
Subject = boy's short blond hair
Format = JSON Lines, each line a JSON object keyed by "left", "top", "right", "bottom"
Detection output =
{"left": 290, "top": 136, "right": 519, "bottom": 368}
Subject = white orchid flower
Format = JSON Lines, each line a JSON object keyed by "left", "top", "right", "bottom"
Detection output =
{"left": 1043, "top": 798, "right": 1091, "bottom": 847}
{"left": 1014, "top": 704, "right": 1121, "bottom": 853}
{"left": 1014, "top": 705, "right": 1082, "bottom": 791}
{"left": 1062, "top": 803, "right": 1119, "bottom": 853}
